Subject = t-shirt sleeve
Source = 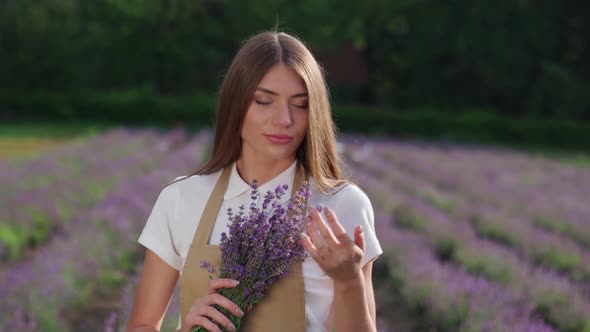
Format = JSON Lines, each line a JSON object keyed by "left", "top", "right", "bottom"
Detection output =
{"left": 138, "top": 182, "right": 182, "bottom": 271}
{"left": 331, "top": 184, "right": 383, "bottom": 267}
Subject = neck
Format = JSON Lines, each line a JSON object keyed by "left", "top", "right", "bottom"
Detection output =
{"left": 235, "top": 155, "right": 295, "bottom": 187}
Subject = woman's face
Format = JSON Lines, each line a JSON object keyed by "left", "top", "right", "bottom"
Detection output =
{"left": 241, "top": 63, "right": 309, "bottom": 163}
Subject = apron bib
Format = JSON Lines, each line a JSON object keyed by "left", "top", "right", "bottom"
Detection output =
{"left": 180, "top": 163, "right": 307, "bottom": 331}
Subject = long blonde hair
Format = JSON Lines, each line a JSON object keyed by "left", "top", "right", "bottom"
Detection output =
{"left": 196, "top": 30, "right": 346, "bottom": 193}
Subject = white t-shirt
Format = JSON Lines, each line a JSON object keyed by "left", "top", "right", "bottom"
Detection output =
{"left": 138, "top": 160, "right": 383, "bottom": 332}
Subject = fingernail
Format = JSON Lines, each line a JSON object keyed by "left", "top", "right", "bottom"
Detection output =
{"left": 227, "top": 323, "right": 236, "bottom": 331}
{"left": 308, "top": 206, "right": 317, "bottom": 214}
{"left": 359, "top": 225, "right": 364, "bottom": 233}
{"left": 236, "top": 308, "right": 245, "bottom": 316}
{"left": 232, "top": 280, "right": 240, "bottom": 286}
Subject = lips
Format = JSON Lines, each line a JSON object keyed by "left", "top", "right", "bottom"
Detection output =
{"left": 264, "top": 134, "right": 293, "bottom": 144}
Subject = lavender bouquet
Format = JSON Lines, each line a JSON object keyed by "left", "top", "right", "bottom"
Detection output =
{"left": 193, "top": 180, "right": 311, "bottom": 332}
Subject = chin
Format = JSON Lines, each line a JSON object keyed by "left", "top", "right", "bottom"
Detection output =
{"left": 264, "top": 147, "right": 299, "bottom": 161}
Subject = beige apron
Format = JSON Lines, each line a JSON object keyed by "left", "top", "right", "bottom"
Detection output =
{"left": 180, "top": 163, "right": 307, "bottom": 331}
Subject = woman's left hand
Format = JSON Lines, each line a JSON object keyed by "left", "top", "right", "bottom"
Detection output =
{"left": 301, "top": 206, "right": 366, "bottom": 283}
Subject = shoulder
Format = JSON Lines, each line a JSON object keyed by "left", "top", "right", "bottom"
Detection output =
{"left": 309, "top": 180, "right": 373, "bottom": 221}
{"left": 161, "top": 170, "right": 223, "bottom": 201}
{"left": 331, "top": 183, "right": 372, "bottom": 208}
{"left": 312, "top": 180, "right": 372, "bottom": 210}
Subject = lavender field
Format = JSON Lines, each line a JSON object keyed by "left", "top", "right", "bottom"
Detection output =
{"left": 1, "top": 128, "right": 589, "bottom": 332}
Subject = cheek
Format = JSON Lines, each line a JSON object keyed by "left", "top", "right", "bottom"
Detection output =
{"left": 241, "top": 110, "right": 258, "bottom": 137}
{"left": 297, "top": 112, "right": 310, "bottom": 135}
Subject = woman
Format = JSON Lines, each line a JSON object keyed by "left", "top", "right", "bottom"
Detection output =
{"left": 127, "top": 31, "right": 382, "bottom": 332}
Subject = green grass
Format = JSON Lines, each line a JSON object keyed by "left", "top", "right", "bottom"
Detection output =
{"left": 393, "top": 206, "right": 427, "bottom": 231}
{"left": 0, "top": 208, "right": 54, "bottom": 260}
{"left": 550, "top": 153, "right": 590, "bottom": 169}
{"left": 0, "top": 121, "right": 118, "bottom": 138}
{"left": 520, "top": 146, "right": 590, "bottom": 170}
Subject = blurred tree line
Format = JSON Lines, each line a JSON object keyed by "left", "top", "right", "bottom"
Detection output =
{"left": 0, "top": 0, "right": 589, "bottom": 124}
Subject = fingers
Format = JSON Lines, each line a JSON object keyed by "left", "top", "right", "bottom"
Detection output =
{"left": 207, "top": 293, "right": 245, "bottom": 318}
{"left": 208, "top": 280, "right": 244, "bottom": 316}
{"left": 187, "top": 316, "right": 221, "bottom": 332}
{"left": 188, "top": 315, "right": 223, "bottom": 332}
{"left": 207, "top": 278, "right": 240, "bottom": 294}
{"left": 198, "top": 302, "right": 236, "bottom": 331}
{"left": 186, "top": 292, "right": 244, "bottom": 332}
{"left": 185, "top": 279, "right": 243, "bottom": 331}
{"left": 308, "top": 206, "right": 339, "bottom": 247}
{"left": 301, "top": 232, "right": 319, "bottom": 259}
{"left": 307, "top": 206, "right": 350, "bottom": 249}
{"left": 323, "top": 207, "right": 348, "bottom": 240}
{"left": 303, "top": 205, "right": 368, "bottom": 259}
{"left": 302, "top": 205, "right": 369, "bottom": 281}
{"left": 354, "top": 225, "right": 366, "bottom": 252}
{"left": 305, "top": 216, "right": 327, "bottom": 255}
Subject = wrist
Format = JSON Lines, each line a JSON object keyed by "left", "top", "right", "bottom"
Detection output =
{"left": 333, "top": 272, "right": 364, "bottom": 292}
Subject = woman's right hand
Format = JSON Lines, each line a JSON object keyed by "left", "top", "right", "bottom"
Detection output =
{"left": 181, "top": 278, "right": 244, "bottom": 332}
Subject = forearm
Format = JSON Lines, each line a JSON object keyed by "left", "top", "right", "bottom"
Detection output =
{"left": 332, "top": 273, "right": 377, "bottom": 332}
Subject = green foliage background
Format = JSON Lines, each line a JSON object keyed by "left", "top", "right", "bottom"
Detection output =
{"left": 1, "top": 0, "right": 589, "bottom": 147}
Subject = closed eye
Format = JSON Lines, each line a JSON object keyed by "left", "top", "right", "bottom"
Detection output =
{"left": 255, "top": 100, "right": 307, "bottom": 109}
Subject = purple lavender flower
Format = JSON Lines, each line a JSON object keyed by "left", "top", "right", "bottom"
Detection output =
{"left": 193, "top": 181, "right": 310, "bottom": 332}
{"left": 199, "top": 260, "right": 218, "bottom": 276}
{"left": 199, "top": 260, "right": 210, "bottom": 269}
{"left": 315, "top": 204, "right": 324, "bottom": 213}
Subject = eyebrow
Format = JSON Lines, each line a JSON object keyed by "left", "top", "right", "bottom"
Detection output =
{"left": 256, "top": 87, "right": 308, "bottom": 98}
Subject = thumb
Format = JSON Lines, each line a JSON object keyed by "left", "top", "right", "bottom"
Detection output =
{"left": 354, "top": 225, "right": 365, "bottom": 252}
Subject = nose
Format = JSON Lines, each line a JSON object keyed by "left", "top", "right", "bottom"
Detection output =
{"left": 272, "top": 101, "right": 293, "bottom": 127}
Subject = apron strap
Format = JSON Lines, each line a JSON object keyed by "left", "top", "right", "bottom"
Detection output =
{"left": 180, "top": 161, "right": 308, "bottom": 330}
{"left": 192, "top": 162, "right": 307, "bottom": 247}
{"left": 192, "top": 166, "right": 232, "bottom": 247}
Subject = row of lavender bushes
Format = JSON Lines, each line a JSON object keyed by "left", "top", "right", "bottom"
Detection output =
{"left": 108, "top": 134, "right": 589, "bottom": 332}
{"left": 0, "top": 130, "right": 211, "bottom": 331}
{"left": 341, "top": 138, "right": 590, "bottom": 332}
{"left": 345, "top": 159, "right": 555, "bottom": 331}
{"left": 379, "top": 141, "right": 590, "bottom": 251}
{"left": 4, "top": 129, "right": 588, "bottom": 331}
{"left": 0, "top": 128, "right": 188, "bottom": 261}
{"left": 356, "top": 141, "right": 590, "bottom": 285}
